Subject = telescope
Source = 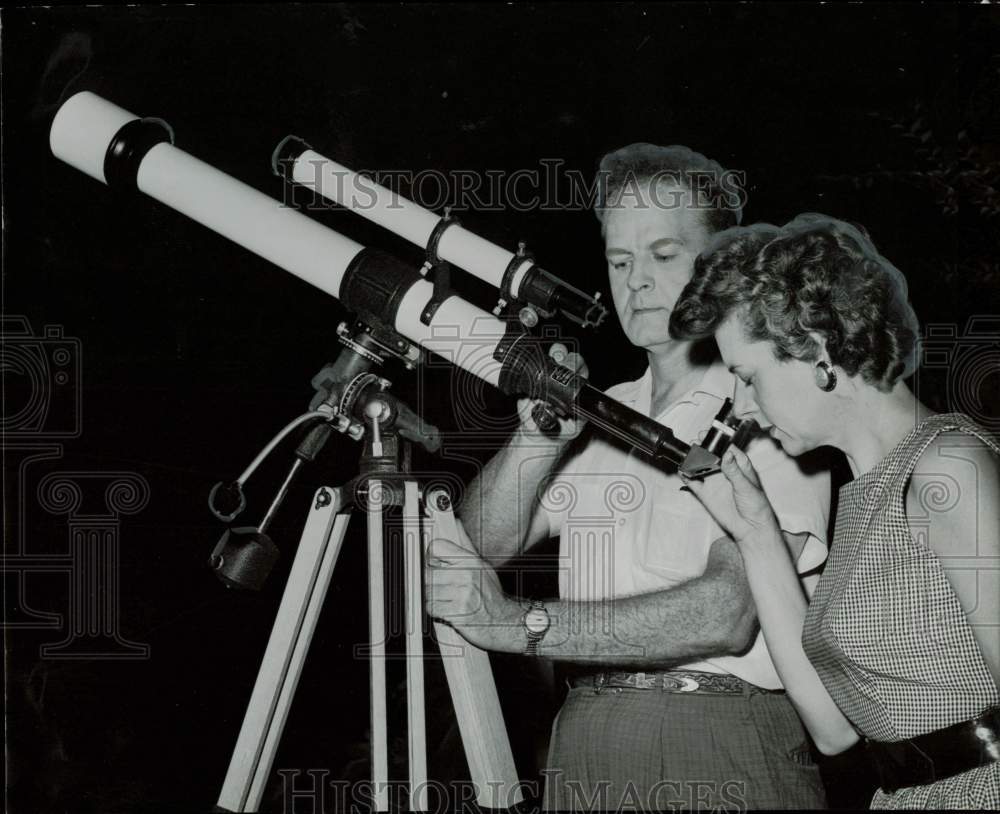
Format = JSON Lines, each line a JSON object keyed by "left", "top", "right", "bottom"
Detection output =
{"left": 271, "top": 136, "right": 608, "bottom": 330}
{"left": 49, "top": 91, "right": 752, "bottom": 478}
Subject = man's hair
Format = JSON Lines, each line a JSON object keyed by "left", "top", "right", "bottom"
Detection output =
{"left": 669, "top": 214, "right": 921, "bottom": 390}
{"left": 594, "top": 143, "right": 743, "bottom": 235}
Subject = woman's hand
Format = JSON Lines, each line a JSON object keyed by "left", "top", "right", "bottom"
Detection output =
{"left": 682, "top": 446, "right": 779, "bottom": 542}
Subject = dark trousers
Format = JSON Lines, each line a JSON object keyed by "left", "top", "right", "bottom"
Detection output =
{"left": 543, "top": 684, "right": 827, "bottom": 811}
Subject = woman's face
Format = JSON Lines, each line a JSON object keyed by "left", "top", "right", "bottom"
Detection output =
{"left": 714, "top": 313, "right": 835, "bottom": 457}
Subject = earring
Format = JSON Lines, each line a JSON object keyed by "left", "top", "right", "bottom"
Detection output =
{"left": 815, "top": 361, "right": 837, "bottom": 392}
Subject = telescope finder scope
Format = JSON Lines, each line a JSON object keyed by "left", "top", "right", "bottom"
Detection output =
{"left": 272, "top": 136, "right": 609, "bottom": 329}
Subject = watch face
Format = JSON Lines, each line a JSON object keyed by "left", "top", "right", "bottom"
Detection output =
{"left": 524, "top": 608, "right": 549, "bottom": 634}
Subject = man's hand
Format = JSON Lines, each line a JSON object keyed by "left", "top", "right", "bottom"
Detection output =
{"left": 457, "top": 343, "right": 588, "bottom": 565}
{"left": 515, "top": 343, "right": 589, "bottom": 442}
{"left": 424, "top": 520, "right": 524, "bottom": 652}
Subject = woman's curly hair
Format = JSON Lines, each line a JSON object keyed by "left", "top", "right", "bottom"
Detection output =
{"left": 669, "top": 214, "right": 920, "bottom": 391}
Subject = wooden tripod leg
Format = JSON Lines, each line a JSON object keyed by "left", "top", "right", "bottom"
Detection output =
{"left": 403, "top": 481, "right": 428, "bottom": 810}
{"left": 366, "top": 479, "right": 389, "bottom": 813}
{"left": 217, "top": 487, "right": 349, "bottom": 813}
{"left": 423, "top": 489, "right": 523, "bottom": 810}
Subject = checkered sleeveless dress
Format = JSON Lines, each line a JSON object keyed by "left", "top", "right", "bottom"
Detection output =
{"left": 801, "top": 414, "right": 1000, "bottom": 809}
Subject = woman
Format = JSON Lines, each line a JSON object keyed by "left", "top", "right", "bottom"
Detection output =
{"left": 668, "top": 214, "right": 1000, "bottom": 809}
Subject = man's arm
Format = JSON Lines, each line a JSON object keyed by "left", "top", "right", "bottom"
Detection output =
{"left": 459, "top": 424, "right": 570, "bottom": 567}
{"left": 539, "top": 535, "right": 757, "bottom": 664}
{"left": 427, "top": 533, "right": 758, "bottom": 665}
{"left": 461, "top": 347, "right": 588, "bottom": 566}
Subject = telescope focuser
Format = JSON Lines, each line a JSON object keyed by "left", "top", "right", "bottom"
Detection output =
{"left": 492, "top": 323, "right": 756, "bottom": 478}
{"left": 494, "top": 240, "right": 607, "bottom": 330}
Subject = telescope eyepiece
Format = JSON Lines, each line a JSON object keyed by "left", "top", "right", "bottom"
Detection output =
{"left": 518, "top": 266, "right": 608, "bottom": 329}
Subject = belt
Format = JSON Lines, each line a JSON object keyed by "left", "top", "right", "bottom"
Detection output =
{"left": 866, "top": 706, "right": 1000, "bottom": 793}
{"left": 566, "top": 669, "right": 784, "bottom": 696}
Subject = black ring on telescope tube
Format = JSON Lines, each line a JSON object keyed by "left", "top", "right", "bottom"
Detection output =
{"left": 103, "top": 118, "right": 174, "bottom": 190}
{"left": 339, "top": 247, "right": 422, "bottom": 326}
{"left": 500, "top": 249, "right": 536, "bottom": 304}
{"left": 425, "top": 213, "right": 461, "bottom": 267}
{"left": 271, "top": 135, "right": 312, "bottom": 180}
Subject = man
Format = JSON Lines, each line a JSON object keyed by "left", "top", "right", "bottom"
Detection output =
{"left": 425, "top": 143, "right": 831, "bottom": 810}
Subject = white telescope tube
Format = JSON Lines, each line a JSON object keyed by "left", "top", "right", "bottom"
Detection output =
{"left": 51, "top": 92, "right": 362, "bottom": 302}
{"left": 48, "top": 92, "right": 723, "bottom": 478}
{"left": 285, "top": 148, "right": 527, "bottom": 291}
{"left": 275, "top": 141, "right": 607, "bottom": 328}
{"left": 49, "top": 91, "right": 506, "bottom": 386}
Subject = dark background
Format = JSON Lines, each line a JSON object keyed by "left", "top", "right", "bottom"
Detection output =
{"left": 4, "top": 4, "right": 1000, "bottom": 813}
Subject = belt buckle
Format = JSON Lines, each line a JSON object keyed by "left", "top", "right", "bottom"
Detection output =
{"left": 593, "top": 672, "right": 608, "bottom": 695}
{"left": 662, "top": 672, "right": 701, "bottom": 693}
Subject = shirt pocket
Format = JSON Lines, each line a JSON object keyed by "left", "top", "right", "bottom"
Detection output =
{"left": 636, "top": 497, "right": 716, "bottom": 585}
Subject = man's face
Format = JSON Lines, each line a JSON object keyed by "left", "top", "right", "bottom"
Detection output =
{"left": 603, "top": 181, "right": 711, "bottom": 352}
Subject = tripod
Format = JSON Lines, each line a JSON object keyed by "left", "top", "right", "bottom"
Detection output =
{"left": 215, "top": 425, "right": 522, "bottom": 813}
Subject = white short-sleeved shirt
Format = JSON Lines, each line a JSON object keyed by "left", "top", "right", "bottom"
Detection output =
{"left": 539, "top": 361, "right": 831, "bottom": 689}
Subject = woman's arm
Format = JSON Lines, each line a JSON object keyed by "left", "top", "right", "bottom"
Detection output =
{"left": 908, "top": 432, "right": 1000, "bottom": 683}
{"left": 738, "top": 525, "right": 860, "bottom": 754}
{"left": 684, "top": 447, "right": 860, "bottom": 755}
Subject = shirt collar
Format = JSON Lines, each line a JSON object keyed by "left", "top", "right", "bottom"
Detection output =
{"left": 690, "top": 359, "right": 737, "bottom": 403}
{"left": 638, "top": 358, "right": 735, "bottom": 416}
{"left": 610, "top": 359, "right": 736, "bottom": 419}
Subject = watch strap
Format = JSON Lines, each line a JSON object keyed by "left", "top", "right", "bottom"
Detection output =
{"left": 523, "top": 599, "right": 549, "bottom": 657}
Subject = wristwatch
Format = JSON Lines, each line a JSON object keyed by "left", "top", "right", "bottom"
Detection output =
{"left": 522, "top": 599, "right": 551, "bottom": 656}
